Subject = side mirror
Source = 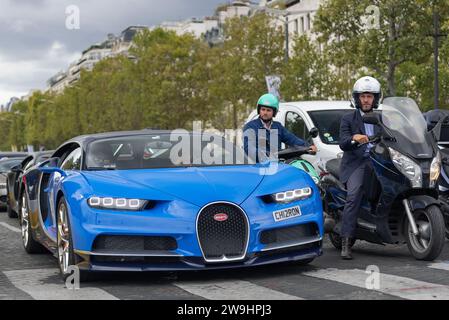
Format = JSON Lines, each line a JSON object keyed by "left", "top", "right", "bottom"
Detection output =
{"left": 39, "top": 157, "right": 60, "bottom": 168}
{"left": 309, "top": 127, "right": 319, "bottom": 139}
{"left": 363, "top": 114, "right": 379, "bottom": 125}
{"left": 11, "top": 165, "right": 23, "bottom": 174}
{"left": 38, "top": 167, "right": 67, "bottom": 177}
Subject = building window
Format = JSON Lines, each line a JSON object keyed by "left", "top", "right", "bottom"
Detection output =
{"left": 294, "top": 19, "right": 299, "bottom": 34}
{"left": 307, "top": 13, "right": 311, "bottom": 31}
{"left": 300, "top": 17, "right": 305, "bottom": 34}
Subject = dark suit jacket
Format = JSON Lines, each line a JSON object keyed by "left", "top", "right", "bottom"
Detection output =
{"left": 339, "top": 110, "right": 380, "bottom": 183}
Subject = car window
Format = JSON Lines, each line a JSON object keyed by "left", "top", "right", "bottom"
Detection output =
{"left": 285, "top": 112, "right": 308, "bottom": 141}
{"left": 307, "top": 110, "right": 353, "bottom": 145}
{"left": 86, "top": 134, "right": 248, "bottom": 170}
{"left": 60, "top": 148, "right": 82, "bottom": 171}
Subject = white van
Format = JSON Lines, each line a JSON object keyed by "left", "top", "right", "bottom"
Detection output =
{"left": 246, "top": 101, "right": 354, "bottom": 171}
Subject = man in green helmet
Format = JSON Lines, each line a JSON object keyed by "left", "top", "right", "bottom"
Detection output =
{"left": 243, "top": 93, "right": 317, "bottom": 163}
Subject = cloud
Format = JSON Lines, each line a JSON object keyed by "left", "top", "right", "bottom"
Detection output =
{"left": 0, "top": 0, "right": 224, "bottom": 105}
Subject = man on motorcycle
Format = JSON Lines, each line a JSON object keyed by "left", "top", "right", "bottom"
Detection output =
{"left": 339, "top": 76, "right": 383, "bottom": 260}
{"left": 243, "top": 93, "right": 317, "bottom": 163}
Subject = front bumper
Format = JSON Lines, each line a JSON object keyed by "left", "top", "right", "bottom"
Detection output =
{"left": 74, "top": 240, "right": 322, "bottom": 272}
{"left": 67, "top": 194, "right": 324, "bottom": 272}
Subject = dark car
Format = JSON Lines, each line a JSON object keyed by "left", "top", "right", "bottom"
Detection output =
{"left": 6, "top": 151, "right": 53, "bottom": 218}
{"left": 0, "top": 157, "right": 27, "bottom": 210}
{"left": 0, "top": 152, "right": 28, "bottom": 161}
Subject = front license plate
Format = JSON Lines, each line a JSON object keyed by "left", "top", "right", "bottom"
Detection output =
{"left": 273, "top": 206, "right": 302, "bottom": 222}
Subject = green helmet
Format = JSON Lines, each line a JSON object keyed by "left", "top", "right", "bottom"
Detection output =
{"left": 257, "top": 93, "right": 279, "bottom": 117}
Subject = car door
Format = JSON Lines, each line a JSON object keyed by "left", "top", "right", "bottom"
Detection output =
{"left": 47, "top": 148, "right": 82, "bottom": 232}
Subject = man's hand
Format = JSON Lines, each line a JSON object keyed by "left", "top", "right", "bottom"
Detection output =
{"left": 309, "top": 145, "right": 318, "bottom": 155}
{"left": 353, "top": 134, "right": 369, "bottom": 144}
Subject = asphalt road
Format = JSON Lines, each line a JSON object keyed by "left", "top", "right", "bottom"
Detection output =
{"left": 1, "top": 210, "right": 449, "bottom": 301}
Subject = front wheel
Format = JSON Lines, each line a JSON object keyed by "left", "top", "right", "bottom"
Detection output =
{"left": 405, "top": 205, "right": 446, "bottom": 261}
{"left": 20, "top": 193, "right": 46, "bottom": 254}
{"left": 57, "top": 196, "right": 91, "bottom": 282}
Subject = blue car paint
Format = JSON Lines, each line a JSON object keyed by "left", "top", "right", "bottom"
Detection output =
{"left": 36, "top": 160, "right": 324, "bottom": 271}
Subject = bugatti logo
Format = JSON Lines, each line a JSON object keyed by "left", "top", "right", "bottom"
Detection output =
{"left": 214, "top": 213, "right": 228, "bottom": 222}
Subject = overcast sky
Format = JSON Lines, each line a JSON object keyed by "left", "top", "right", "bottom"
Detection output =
{"left": 0, "top": 0, "right": 227, "bottom": 106}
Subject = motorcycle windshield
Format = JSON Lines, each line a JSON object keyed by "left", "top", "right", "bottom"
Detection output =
{"left": 381, "top": 97, "right": 434, "bottom": 158}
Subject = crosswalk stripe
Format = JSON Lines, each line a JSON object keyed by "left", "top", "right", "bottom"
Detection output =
{"left": 303, "top": 268, "right": 449, "bottom": 300}
{"left": 4, "top": 269, "right": 119, "bottom": 300}
{"left": 0, "top": 222, "right": 21, "bottom": 233}
{"left": 428, "top": 261, "right": 449, "bottom": 272}
{"left": 175, "top": 280, "right": 303, "bottom": 300}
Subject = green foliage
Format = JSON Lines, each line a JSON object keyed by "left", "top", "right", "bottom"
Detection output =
{"left": 3, "top": 4, "right": 449, "bottom": 150}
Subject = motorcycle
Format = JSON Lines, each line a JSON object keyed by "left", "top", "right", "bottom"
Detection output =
{"left": 320, "top": 97, "right": 446, "bottom": 261}
{"left": 424, "top": 109, "right": 449, "bottom": 239}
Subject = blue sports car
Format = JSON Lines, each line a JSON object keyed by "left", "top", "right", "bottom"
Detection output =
{"left": 19, "top": 130, "right": 323, "bottom": 281}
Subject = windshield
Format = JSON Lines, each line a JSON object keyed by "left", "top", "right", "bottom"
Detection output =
{"left": 382, "top": 97, "right": 428, "bottom": 144}
{"left": 0, "top": 159, "right": 23, "bottom": 173}
{"left": 381, "top": 97, "right": 434, "bottom": 157}
{"left": 308, "top": 110, "right": 353, "bottom": 145}
{"left": 86, "top": 133, "right": 249, "bottom": 170}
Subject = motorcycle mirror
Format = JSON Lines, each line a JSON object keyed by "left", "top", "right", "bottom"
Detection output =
{"left": 309, "top": 128, "right": 319, "bottom": 139}
{"left": 431, "top": 114, "right": 449, "bottom": 142}
{"left": 362, "top": 114, "right": 379, "bottom": 125}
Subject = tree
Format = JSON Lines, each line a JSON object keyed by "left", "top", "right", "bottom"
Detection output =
{"left": 313, "top": 0, "right": 447, "bottom": 96}
{"left": 282, "top": 35, "right": 339, "bottom": 101}
{"left": 208, "top": 13, "right": 285, "bottom": 130}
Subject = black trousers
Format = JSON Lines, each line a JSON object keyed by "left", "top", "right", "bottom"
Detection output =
{"left": 341, "top": 159, "right": 372, "bottom": 238}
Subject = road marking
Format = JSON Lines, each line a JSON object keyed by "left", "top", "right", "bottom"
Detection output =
{"left": 428, "top": 261, "right": 449, "bottom": 271}
{"left": 0, "top": 222, "right": 21, "bottom": 233}
{"left": 303, "top": 268, "right": 449, "bottom": 300}
{"left": 175, "top": 280, "right": 303, "bottom": 300}
{"left": 4, "top": 269, "right": 119, "bottom": 300}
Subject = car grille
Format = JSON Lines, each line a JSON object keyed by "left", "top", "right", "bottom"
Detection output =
{"left": 197, "top": 202, "right": 249, "bottom": 263}
{"left": 92, "top": 235, "right": 178, "bottom": 252}
{"left": 260, "top": 223, "right": 319, "bottom": 245}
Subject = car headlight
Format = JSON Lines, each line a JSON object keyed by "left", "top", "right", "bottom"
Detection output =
{"left": 430, "top": 151, "right": 441, "bottom": 187}
{"left": 271, "top": 187, "right": 313, "bottom": 204}
{"left": 87, "top": 197, "right": 148, "bottom": 211}
{"left": 388, "top": 147, "right": 422, "bottom": 188}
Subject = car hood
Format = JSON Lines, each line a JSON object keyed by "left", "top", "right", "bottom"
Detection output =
{"left": 81, "top": 165, "right": 267, "bottom": 207}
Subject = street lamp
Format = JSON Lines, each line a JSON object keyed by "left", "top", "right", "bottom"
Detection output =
{"left": 236, "top": 0, "right": 315, "bottom": 63}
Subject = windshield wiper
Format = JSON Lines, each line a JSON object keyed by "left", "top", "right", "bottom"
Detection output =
{"left": 86, "top": 167, "right": 117, "bottom": 171}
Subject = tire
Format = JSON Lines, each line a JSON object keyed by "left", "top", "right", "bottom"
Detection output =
{"left": 56, "top": 196, "right": 91, "bottom": 282}
{"left": 444, "top": 214, "right": 449, "bottom": 240}
{"left": 20, "top": 192, "right": 46, "bottom": 254}
{"left": 329, "top": 232, "right": 356, "bottom": 250}
{"left": 405, "top": 205, "right": 446, "bottom": 261}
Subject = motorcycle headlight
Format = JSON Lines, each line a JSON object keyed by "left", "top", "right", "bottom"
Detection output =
{"left": 388, "top": 148, "right": 422, "bottom": 188}
{"left": 430, "top": 152, "right": 441, "bottom": 187}
{"left": 88, "top": 197, "right": 148, "bottom": 211}
{"left": 271, "top": 187, "right": 313, "bottom": 204}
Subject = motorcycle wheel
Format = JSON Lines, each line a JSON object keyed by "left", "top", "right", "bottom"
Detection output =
{"left": 405, "top": 205, "right": 445, "bottom": 261}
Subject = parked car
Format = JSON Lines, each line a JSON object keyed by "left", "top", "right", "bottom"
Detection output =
{"left": 19, "top": 130, "right": 324, "bottom": 281}
{"left": 0, "top": 157, "right": 27, "bottom": 210}
{"left": 245, "top": 101, "right": 354, "bottom": 171}
{"left": 6, "top": 151, "right": 54, "bottom": 218}
{"left": 0, "top": 152, "right": 28, "bottom": 161}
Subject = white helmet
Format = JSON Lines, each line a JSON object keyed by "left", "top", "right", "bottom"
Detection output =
{"left": 351, "top": 76, "right": 383, "bottom": 109}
